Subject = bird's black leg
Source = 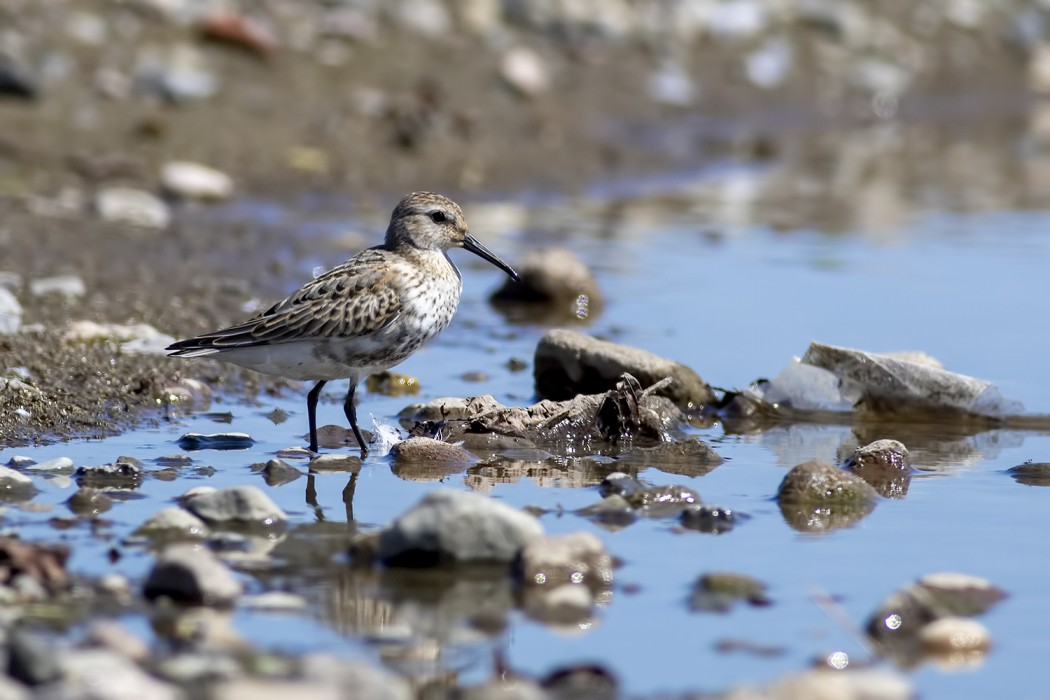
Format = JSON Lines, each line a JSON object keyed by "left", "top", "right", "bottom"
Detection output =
{"left": 306, "top": 380, "right": 327, "bottom": 453}
{"left": 343, "top": 381, "right": 369, "bottom": 457}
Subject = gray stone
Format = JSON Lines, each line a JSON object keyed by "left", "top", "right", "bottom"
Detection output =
{"left": 136, "top": 507, "right": 210, "bottom": 539}
{"left": 67, "top": 488, "right": 112, "bottom": 517}
{"left": 308, "top": 454, "right": 360, "bottom": 472}
{"left": 75, "top": 458, "right": 143, "bottom": 489}
{"left": 390, "top": 437, "right": 477, "bottom": 464}
{"left": 918, "top": 617, "right": 991, "bottom": 656}
{"left": 83, "top": 620, "right": 151, "bottom": 663}
{"left": 534, "top": 329, "right": 715, "bottom": 410}
{"left": 143, "top": 544, "right": 243, "bottom": 606}
{"left": 184, "top": 486, "right": 287, "bottom": 526}
{"left": 95, "top": 187, "right": 172, "bottom": 229}
{"left": 136, "top": 45, "right": 218, "bottom": 104}
{"left": 0, "top": 466, "right": 34, "bottom": 492}
{"left": 378, "top": 489, "right": 544, "bottom": 566}
{"left": 500, "top": 46, "right": 550, "bottom": 97}
{"left": 29, "top": 275, "right": 85, "bottom": 299}
{"left": 5, "top": 456, "right": 34, "bottom": 469}
{"left": 0, "top": 288, "right": 22, "bottom": 335}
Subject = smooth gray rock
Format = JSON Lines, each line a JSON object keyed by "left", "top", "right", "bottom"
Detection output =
{"left": 143, "top": 544, "right": 243, "bottom": 606}
{"left": 96, "top": 187, "right": 171, "bottom": 229}
{"left": 160, "top": 161, "right": 234, "bottom": 201}
{"left": 0, "top": 466, "right": 34, "bottom": 492}
{"left": 534, "top": 329, "right": 715, "bottom": 410}
{"left": 378, "top": 489, "right": 543, "bottom": 566}
{"left": 5, "top": 456, "right": 35, "bottom": 469}
{"left": 177, "top": 432, "right": 254, "bottom": 450}
{"left": 184, "top": 486, "right": 287, "bottom": 526}
{"left": 517, "top": 532, "right": 613, "bottom": 592}
{"left": 23, "top": 457, "right": 73, "bottom": 473}
{"left": 258, "top": 458, "right": 302, "bottom": 486}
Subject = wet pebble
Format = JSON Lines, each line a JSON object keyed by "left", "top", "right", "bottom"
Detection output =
{"left": 154, "top": 454, "right": 193, "bottom": 468}
{"left": 135, "top": 506, "right": 210, "bottom": 539}
{"left": 5, "top": 456, "right": 35, "bottom": 469}
{"left": 624, "top": 484, "right": 700, "bottom": 513}
{"left": 690, "top": 572, "right": 771, "bottom": 613}
{"left": 177, "top": 432, "right": 255, "bottom": 450}
{"left": 491, "top": 247, "right": 602, "bottom": 319}
{"left": 161, "top": 161, "right": 235, "bottom": 201}
{"left": 776, "top": 459, "right": 879, "bottom": 505}
{"left": 1006, "top": 461, "right": 1050, "bottom": 486}
{"left": 574, "top": 494, "right": 637, "bottom": 529}
{"left": 375, "top": 489, "right": 544, "bottom": 566}
{"left": 67, "top": 487, "right": 112, "bottom": 517}
{"left": 598, "top": 471, "right": 645, "bottom": 498}
{"left": 143, "top": 543, "right": 243, "bottom": 606}
{"left": 308, "top": 453, "right": 361, "bottom": 472}
{"left": 0, "top": 287, "right": 22, "bottom": 335}
{"left": 184, "top": 485, "right": 288, "bottom": 527}
{"left": 95, "top": 187, "right": 172, "bottom": 229}
{"left": 390, "top": 436, "right": 478, "bottom": 465}
{"left": 365, "top": 370, "right": 419, "bottom": 396}
{"left": 24, "top": 456, "right": 74, "bottom": 474}
{"left": 843, "top": 439, "right": 912, "bottom": 498}
{"left": 64, "top": 320, "right": 176, "bottom": 355}
{"left": 75, "top": 456, "right": 143, "bottom": 489}
{"left": 257, "top": 458, "right": 302, "bottom": 486}
{"left": 29, "top": 275, "right": 86, "bottom": 299}
{"left": 518, "top": 532, "right": 612, "bottom": 589}
{"left": 534, "top": 329, "right": 715, "bottom": 409}
{"left": 680, "top": 505, "right": 742, "bottom": 534}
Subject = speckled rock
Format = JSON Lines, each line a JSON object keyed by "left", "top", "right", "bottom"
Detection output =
{"left": 777, "top": 460, "right": 879, "bottom": 505}
{"left": 534, "top": 329, "right": 715, "bottom": 410}
{"left": 390, "top": 437, "right": 478, "bottom": 464}
{"left": 377, "top": 489, "right": 544, "bottom": 566}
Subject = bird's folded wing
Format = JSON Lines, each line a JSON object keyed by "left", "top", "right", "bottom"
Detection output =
{"left": 170, "top": 262, "right": 402, "bottom": 352}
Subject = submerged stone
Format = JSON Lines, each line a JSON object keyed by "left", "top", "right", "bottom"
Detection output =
{"left": 690, "top": 572, "right": 771, "bottom": 613}
{"left": 143, "top": 544, "right": 242, "bottom": 606}
{"left": 184, "top": 485, "right": 287, "bottom": 527}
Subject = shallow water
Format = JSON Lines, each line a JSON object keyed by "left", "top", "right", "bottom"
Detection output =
{"left": 4, "top": 153, "right": 1050, "bottom": 697}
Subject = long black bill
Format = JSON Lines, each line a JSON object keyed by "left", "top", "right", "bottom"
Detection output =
{"left": 463, "top": 234, "right": 519, "bottom": 281}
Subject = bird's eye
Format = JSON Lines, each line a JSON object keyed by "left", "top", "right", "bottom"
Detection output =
{"left": 429, "top": 211, "right": 447, "bottom": 224}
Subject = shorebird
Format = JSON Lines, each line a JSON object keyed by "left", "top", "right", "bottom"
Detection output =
{"left": 167, "top": 192, "right": 518, "bottom": 456}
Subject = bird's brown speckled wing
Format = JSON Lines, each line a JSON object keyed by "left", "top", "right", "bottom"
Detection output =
{"left": 168, "top": 249, "right": 401, "bottom": 353}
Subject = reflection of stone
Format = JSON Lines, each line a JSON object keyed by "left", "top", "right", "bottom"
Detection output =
{"left": 1007, "top": 462, "right": 1050, "bottom": 486}
{"left": 616, "top": 438, "right": 723, "bottom": 477}
{"left": 689, "top": 572, "right": 770, "bottom": 613}
{"left": 866, "top": 572, "right": 1005, "bottom": 667}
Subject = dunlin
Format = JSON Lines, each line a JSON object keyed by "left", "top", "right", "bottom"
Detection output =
{"left": 166, "top": 192, "right": 518, "bottom": 455}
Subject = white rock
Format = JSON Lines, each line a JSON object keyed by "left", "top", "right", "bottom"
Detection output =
{"left": 96, "top": 187, "right": 172, "bottom": 229}
{"left": 161, "top": 161, "right": 234, "bottom": 201}
{"left": 392, "top": 0, "right": 452, "bottom": 37}
{"left": 500, "top": 47, "right": 550, "bottom": 97}
{"left": 919, "top": 617, "right": 991, "bottom": 654}
{"left": 378, "top": 489, "right": 543, "bottom": 565}
{"left": 0, "top": 466, "right": 34, "bottom": 490}
{"left": 0, "top": 272, "right": 22, "bottom": 292}
{"left": 0, "top": 288, "right": 22, "bottom": 335}
{"left": 29, "top": 275, "right": 85, "bottom": 299}
{"left": 26, "top": 457, "right": 74, "bottom": 473}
